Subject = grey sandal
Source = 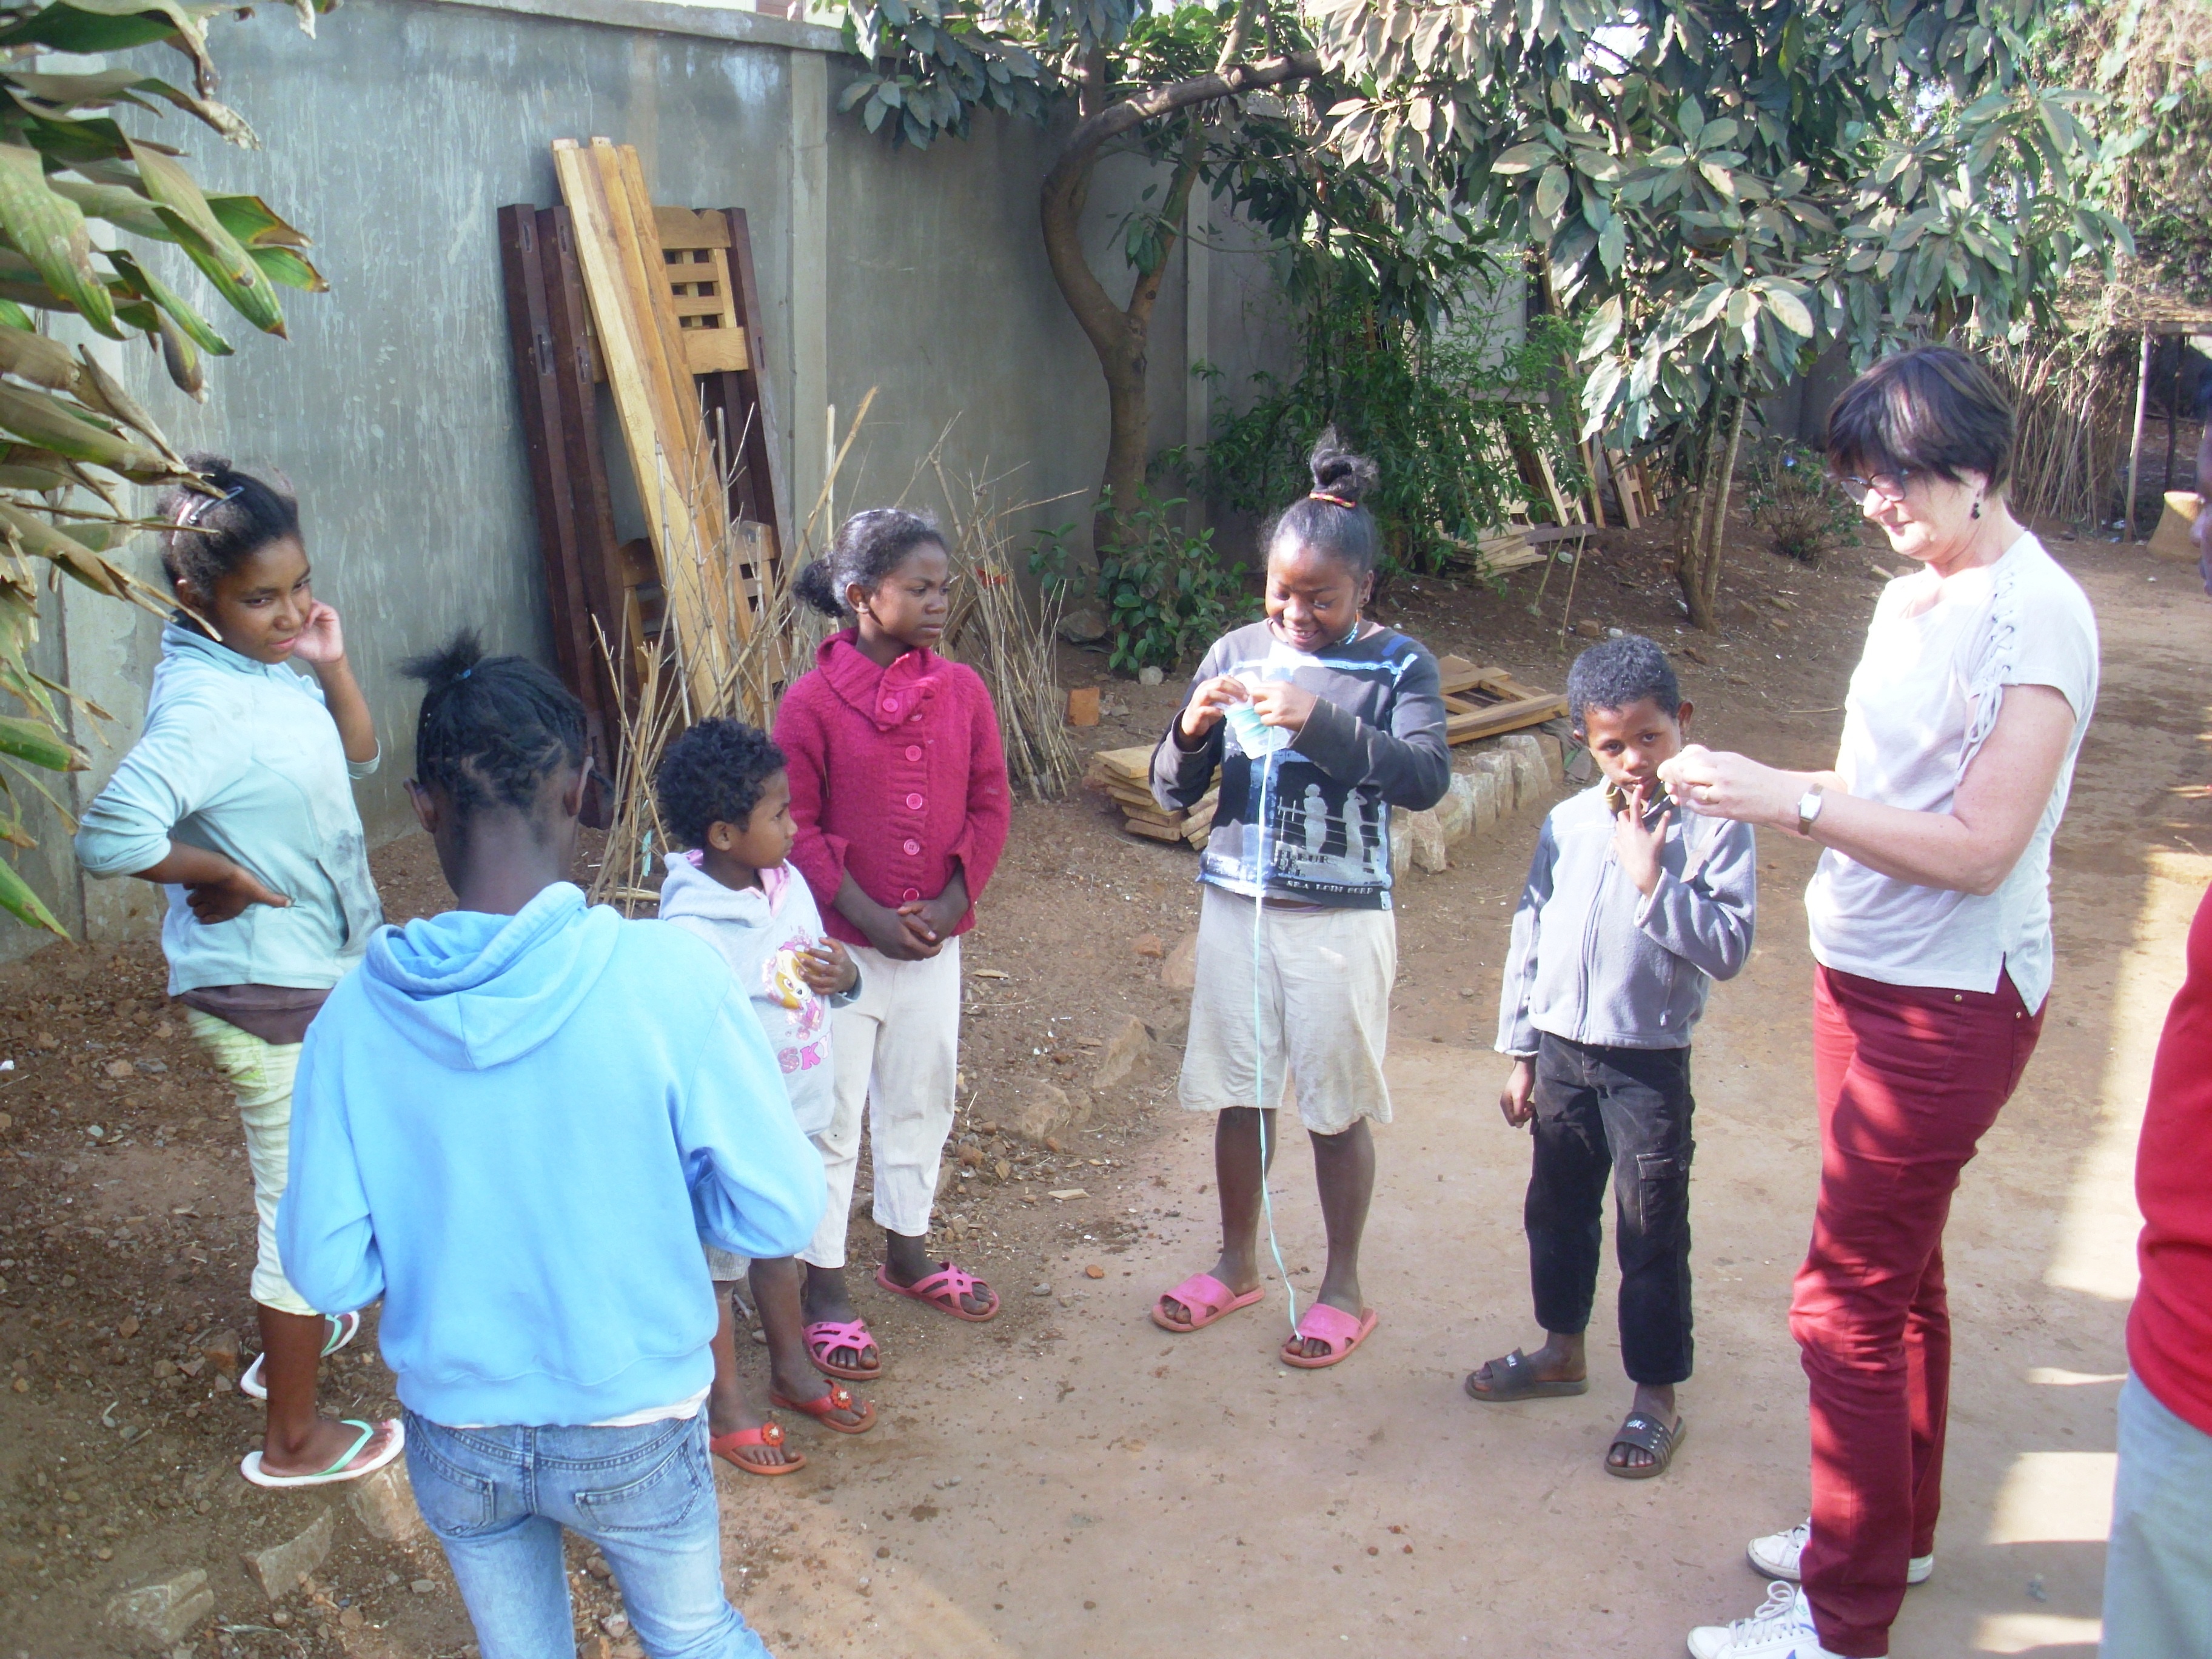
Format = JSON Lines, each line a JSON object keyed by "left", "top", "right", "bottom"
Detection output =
{"left": 1606, "top": 1411, "right": 1687, "bottom": 1479}
{"left": 1464, "top": 1347, "right": 1592, "bottom": 1403}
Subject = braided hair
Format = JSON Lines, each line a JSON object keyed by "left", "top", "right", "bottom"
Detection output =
{"left": 401, "top": 630, "right": 585, "bottom": 819}
{"left": 655, "top": 719, "right": 786, "bottom": 850}
{"left": 1264, "top": 428, "right": 1382, "bottom": 576}
{"left": 792, "top": 508, "right": 945, "bottom": 617}
{"left": 151, "top": 452, "right": 301, "bottom": 599}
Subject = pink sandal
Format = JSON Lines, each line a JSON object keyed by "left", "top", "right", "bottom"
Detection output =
{"left": 1152, "top": 1272, "right": 1264, "bottom": 1333}
{"left": 1281, "top": 1302, "right": 1379, "bottom": 1370}
{"left": 804, "top": 1318, "right": 881, "bottom": 1381}
{"left": 874, "top": 1261, "right": 999, "bottom": 1322}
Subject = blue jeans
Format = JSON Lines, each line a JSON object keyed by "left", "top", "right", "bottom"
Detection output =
{"left": 403, "top": 1410, "right": 771, "bottom": 1659}
{"left": 2102, "top": 1371, "right": 2212, "bottom": 1658}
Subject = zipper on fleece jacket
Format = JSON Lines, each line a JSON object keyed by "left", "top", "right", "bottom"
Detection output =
{"left": 1575, "top": 841, "right": 1612, "bottom": 1046}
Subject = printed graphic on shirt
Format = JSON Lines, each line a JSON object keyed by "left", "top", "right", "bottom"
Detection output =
{"left": 760, "top": 939, "right": 828, "bottom": 1075}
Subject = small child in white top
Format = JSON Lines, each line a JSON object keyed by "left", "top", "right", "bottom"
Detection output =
{"left": 655, "top": 719, "right": 872, "bottom": 1472}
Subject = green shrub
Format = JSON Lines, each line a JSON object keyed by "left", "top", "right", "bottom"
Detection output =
{"left": 1743, "top": 440, "right": 1863, "bottom": 565}
{"left": 1031, "top": 488, "right": 1254, "bottom": 673}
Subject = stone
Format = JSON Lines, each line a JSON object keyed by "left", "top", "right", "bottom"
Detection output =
{"left": 1573, "top": 618, "right": 1606, "bottom": 639}
{"left": 106, "top": 1567, "right": 213, "bottom": 1648}
{"left": 1056, "top": 608, "right": 1107, "bottom": 646}
{"left": 348, "top": 1463, "right": 424, "bottom": 1544}
{"left": 1159, "top": 930, "right": 1200, "bottom": 993}
{"left": 1531, "top": 731, "right": 1564, "bottom": 783}
{"left": 199, "top": 1328, "right": 240, "bottom": 1379}
{"left": 1136, "top": 665, "right": 1165, "bottom": 687}
{"left": 1089, "top": 1015, "right": 1155, "bottom": 1093}
{"left": 1469, "top": 766, "right": 1502, "bottom": 830}
{"left": 1434, "top": 774, "right": 1475, "bottom": 845}
{"left": 1404, "top": 807, "right": 1448, "bottom": 873}
{"left": 934, "top": 1161, "right": 958, "bottom": 1200}
{"left": 1498, "top": 734, "right": 1549, "bottom": 803}
{"left": 1389, "top": 807, "right": 1410, "bottom": 876}
{"left": 243, "top": 1507, "right": 333, "bottom": 1601}
{"left": 1130, "top": 933, "right": 1164, "bottom": 960}
{"left": 1014, "top": 1081, "right": 1091, "bottom": 1144}
{"left": 1065, "top": 685, "right": 1101, "bottom": 726}
{"left": 1470, "top": 748, "right": 1517, "bottom": 811}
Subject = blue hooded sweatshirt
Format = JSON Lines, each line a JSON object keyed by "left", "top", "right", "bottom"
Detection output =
{"left": 276, "top": 882, "right": 825, "bottom": 1427}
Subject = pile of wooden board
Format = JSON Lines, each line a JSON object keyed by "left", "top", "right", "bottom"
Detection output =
{"left": 1435, "top": 654, "right": 1568, "bottom": 742}
{"left": 498, "top": 139, "right": 787, "bottom": 736}
{"left": 1087, "top": 745, "right": 1218, "bottom": 850}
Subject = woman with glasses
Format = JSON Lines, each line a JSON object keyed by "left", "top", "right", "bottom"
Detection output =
{"left": 1656, "top": 347, "right": 2100, "bottom": 1659}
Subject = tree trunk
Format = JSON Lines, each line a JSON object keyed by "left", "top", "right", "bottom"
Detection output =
{"left": 1677, "top": 392, "right": 1747, "bottom": 630}
{"left": 1035, "top": 50, "right": 1321, "bottom": 567}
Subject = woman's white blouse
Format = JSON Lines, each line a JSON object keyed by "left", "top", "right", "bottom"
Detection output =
{"left": 1805, "top": 532, "right": 2099, "bottom": 1010}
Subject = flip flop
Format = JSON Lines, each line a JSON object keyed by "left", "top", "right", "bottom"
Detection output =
{"left": 875, "top": 1261, "right": 999, "bottom": 1323}
{"left": 1281, "top": 1303, "right": 1379, "bottom": 1370}
{"left": 1152, "top": 1272, "right": 1265, "bottom": 1333}
{"left": 804, "top": 1318, "right": 882, "bottom": 1381}
{"left": 711, "top": 1422, "right": 805, "bottom": 1476}
{"left": 241, "top": 1311, "right": 362, "bottom": 1402}
{"left": 769, "top": 1380, "right": 876, "bottom": 1435}
{"left": 1463, "top": 1347, "right": 1592, "bottom": 1403}
{"left": 239, "top": 1417, "right": 404, "bottom": 1489}
{"left": 1606, "top": 1412, "right": 1687, "bottom": 1480}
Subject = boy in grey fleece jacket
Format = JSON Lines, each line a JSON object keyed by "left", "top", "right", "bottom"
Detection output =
{"left": 1466, "top": 635, "right": 1755, "bottom": 1481}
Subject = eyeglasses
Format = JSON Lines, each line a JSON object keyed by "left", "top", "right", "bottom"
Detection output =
{"left": 1834, "top": 469, "right": 1919, "bottom": 503}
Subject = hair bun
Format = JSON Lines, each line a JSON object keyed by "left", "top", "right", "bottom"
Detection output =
{"left": 178, "top": 450, "right": 233, "bottom": 478}
{"left": 1307, "top": 427, "right": 1379, "bottom": 506}
{"left": 401, "top": 628, "right": 488, "bottom": 694}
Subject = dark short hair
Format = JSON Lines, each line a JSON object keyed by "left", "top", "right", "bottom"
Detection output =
{"left": 793, "top": 508, "right": 945, "bottom": 617}
{"left": 654, "top": 719, "right": 786, "bottom": 850}
{"left": 153, "top": 452, "right": 301, "bottom": 598}
{"left": 1265, "top": 427, "right": 1383, "bottom": 577}
{"left": 1824, "top": 346, "right": 2017, "bottom": 492}
{"left": 403, "top": 629, "right": 586, "bottom": 820}
{"left": 1567, "top": 634, "right": 1680, "bottom": 731}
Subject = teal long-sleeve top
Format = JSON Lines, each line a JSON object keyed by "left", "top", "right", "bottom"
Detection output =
{"left": 73, "top": 623, "right": 383, "bottom": 994}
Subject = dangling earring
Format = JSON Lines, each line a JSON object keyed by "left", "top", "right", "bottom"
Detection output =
{"left": 1971, "top": 498, "right": 1983, "bottom": 520}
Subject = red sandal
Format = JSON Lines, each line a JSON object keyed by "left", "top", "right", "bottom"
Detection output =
{"left": 769, "top": 1380, "right": 876, "bottom": 1435}
{"left": 709, "top": 1421, "right": 805, "bottom": 1476}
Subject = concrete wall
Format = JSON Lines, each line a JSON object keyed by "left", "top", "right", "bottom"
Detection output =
{"left": 2, "top": 0, "right": 1298, "bottom": 959}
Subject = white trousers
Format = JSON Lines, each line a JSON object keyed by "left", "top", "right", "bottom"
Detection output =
{"left": 802, "top": 937, "right": 962, "bottom": 1269}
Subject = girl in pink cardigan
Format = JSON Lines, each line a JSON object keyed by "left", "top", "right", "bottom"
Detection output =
{"left": 774, "top": 509, "right": 1012, "bottom": 1381}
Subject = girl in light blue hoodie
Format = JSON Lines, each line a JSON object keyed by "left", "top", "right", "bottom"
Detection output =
{"left": 280, "top": 635, "right": 819, "bottom": 1659}
{"left": 75, "top": 455, "right": 395, "bottom": 1491}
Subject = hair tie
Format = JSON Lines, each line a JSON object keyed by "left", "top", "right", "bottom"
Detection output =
{"left": 1309, "top": 491, "right": 1356, "bottom": 509}
{"left": 455, "top": 668, "right": 472, "bottom": 682}
{"left": 175, "top": 483, "right": 243, "bottom": 530}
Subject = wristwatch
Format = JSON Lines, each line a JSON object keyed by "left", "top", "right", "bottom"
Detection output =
{"left": 1796, "top": 785, "right": 1826, "bottom": 839}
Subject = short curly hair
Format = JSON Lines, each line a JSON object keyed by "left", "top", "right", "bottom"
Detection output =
{"left": 655, "top": 719, "right": 787, "bottom": 851}
{"left": 1566, "top": 634, "right": 1681, "bottom": 732}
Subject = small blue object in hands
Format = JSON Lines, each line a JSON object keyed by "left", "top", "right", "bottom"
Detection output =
{"left": 1224, "top": 701, "right": 1291, "bottom": 757}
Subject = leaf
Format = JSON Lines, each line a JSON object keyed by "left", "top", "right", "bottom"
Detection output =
{"left": 0, "top": 324, "right": 85, "bottom": 392}
{"left": 1578, "top": 294, "right": 1623, "bottom": 358}
{"left": 1763, "top": 284, "right": 1814, "bottom": 337}
{"left": 1534, "top": 164, "right": 1569, "bottom": 221}
{"left": 1492, "top": 140, "right": 1551, "bottom": 175}
{"left": 102, "top": 247, "right": 233, "bottom": 355}
{"left": 0, "top": 850, "right": 65, "bottom": 937}
{"left": 0, "top": 712, "right": 82, "bottom": 773}
{"left": 0, "top": 144, "right": 119, "bottom": 338}
{"left": 249, "top": 246, "right": 327, "bottom": 293}
{"left": 0, "top": 381, "right": 163, "bottom": 472}
{"left": 128, "top": 141, "right": 286, "bottom": 337}
{"left": 206, "top": 194, "right": 313, "bottom": 250}
{"left": 1597, "top": 213, "right": 1625, "bottom": 274}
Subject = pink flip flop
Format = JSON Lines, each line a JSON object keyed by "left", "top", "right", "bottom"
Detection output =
{"left": 1152, "top": 1272, "right": 1265, "bottom": 1333}
{"left": 874, "top": 1261, "right": 999, "bottom": 1322}
{"left": 804, "top": 1318, "right": 882, "bottom": 1381}
{"left": 1281, "top": 1302, "right": 1379, "bottom": 1370}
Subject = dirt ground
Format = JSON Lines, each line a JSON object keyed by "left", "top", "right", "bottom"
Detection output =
{"left": 1, "top": 520, "right": 2204, "bottom": 1659}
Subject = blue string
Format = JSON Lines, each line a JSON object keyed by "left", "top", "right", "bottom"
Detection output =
{"left": 1250, "top": 746, "right": 1298, "bottom": 1333}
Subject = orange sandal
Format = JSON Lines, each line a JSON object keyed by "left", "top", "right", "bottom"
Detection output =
{"left": 769, "top": 1380, "right": 876, "bottom": 1435}
{"left": 710, "top": 1421, "right": 805, "bottom": 1475}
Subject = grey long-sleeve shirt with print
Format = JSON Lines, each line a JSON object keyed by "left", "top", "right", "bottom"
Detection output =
{"left": 1495, "top": 784, "right": 1757, "bottom": 1055}
{"left": 1151, "top": 620, "right": 1449, "bottom": 909}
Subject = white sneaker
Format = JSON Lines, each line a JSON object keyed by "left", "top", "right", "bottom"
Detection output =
{"left": 1686, "top": 1583, "right": 1843, "bottom": 1659}
{"left": 1748, "top": 1518, "right": 1934, "bottom": 1586}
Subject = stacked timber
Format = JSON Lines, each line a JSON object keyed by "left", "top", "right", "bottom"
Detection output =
{"left": 1087, "top": 745, "right": 1218, "bottom": 850}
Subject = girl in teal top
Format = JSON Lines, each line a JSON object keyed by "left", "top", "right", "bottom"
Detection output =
{"left": 75, "top": 455, "right": 400, "bottom": 1490}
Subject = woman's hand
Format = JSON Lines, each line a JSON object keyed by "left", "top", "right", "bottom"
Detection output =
{"left": 1248, "top": 679, "right": 1320, "bottom": 734}
{"left": 290, "top": 602, "right": 347, "bottom": 669}
{"left": 1658, "top": 745, "right": 1806, "bottom": 831}
{"left": 1176, "top": 675, "right": 1248, "bottom": 743}
{"left": 1610, "top": 782, "right": 1672, "bottom": 896}
{"left": 799, "top": 939, "right": 858, "bottom": 995}
{"left": 184, "top": 863, "right": 292, "bottom": 925}
{"left": 1498, "top": 1058, "right": 1535, "bottom": 1127}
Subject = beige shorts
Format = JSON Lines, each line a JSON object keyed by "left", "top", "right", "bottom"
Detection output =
{"left": 1178, "top": 884, "right": 1395, "bottom": 1133}
{"left": 186, "top": 1010, "right": 318, "bottom": 1318}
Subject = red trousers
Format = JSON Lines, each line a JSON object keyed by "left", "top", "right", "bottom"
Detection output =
{"left": 1792, "top": 965, "right": 2043, "bottom": 1657}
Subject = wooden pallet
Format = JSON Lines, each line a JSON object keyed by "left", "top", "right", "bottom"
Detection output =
{"left": 1434, "top": 654, "right": 1567, "bottom": 743}
{"left": 1088, "top": 743, "right": 1216, "bottom": 848}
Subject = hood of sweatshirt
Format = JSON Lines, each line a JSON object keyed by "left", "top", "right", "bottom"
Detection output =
{"left": 360, "top": 882, "right": 621, "bottom": 1071}
{"left": 656, "top": 853, "right": 777, "bottom": 928}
